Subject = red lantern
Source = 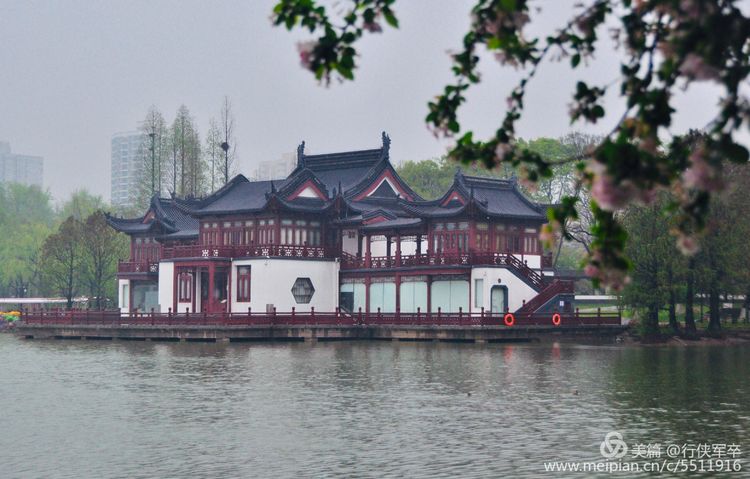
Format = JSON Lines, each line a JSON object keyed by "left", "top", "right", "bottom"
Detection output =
{"left": 503, "top": 313, "right": 515, "bottom": 326}
{"left": 552, "top": 313, "right": 561, "bottom": 326}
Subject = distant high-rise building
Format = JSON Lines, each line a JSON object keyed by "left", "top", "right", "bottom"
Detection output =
{"left": 111, "top": 131, "right": 144, "bottom": 209}
{"left": 255, "top": 152, "right": 296, "bottom": 180}
{"left": 0, "top": 141, "right": 43, "bottom": 187}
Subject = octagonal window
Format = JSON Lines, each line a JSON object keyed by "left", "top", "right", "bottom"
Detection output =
{"left": 291, "top": 277, "right": 315, "bottom": 304}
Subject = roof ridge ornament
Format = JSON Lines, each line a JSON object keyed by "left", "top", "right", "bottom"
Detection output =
{"left": 297, "top": 141, "right": 306, "bottom": 167}
{"left": 381, "top": 131, "right": 391, "bottom": 157}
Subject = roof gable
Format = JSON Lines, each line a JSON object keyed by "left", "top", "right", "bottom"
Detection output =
{"left": 352, "top": 168, "right": 417, "bottom": 201}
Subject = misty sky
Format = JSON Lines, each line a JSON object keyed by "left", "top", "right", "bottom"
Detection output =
{"left": 0, "top": 0, "right": 735, "bottom": 203}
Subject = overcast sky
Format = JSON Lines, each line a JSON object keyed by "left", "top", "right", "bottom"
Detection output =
{"left": 0, "top": 0, "right": 735, "bottom": 203}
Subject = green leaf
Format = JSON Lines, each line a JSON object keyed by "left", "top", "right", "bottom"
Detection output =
{"left": 383, "top": 10, "right": 399, "bottom": 28}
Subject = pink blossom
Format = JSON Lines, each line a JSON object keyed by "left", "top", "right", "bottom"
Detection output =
{"left": 495, "top": 142, "right": 513, "bottom": 162}
{"left": 539, "top": 224, "right": 557, "bottom": 246}
{"left": 590, "top": 171, "right": 635, "bottom": 211}
{"left": 584, "top": 263, "right": 599, "bottom": 278}
{"left": 494, "top": 50, "right": 520, "bottom": 68}
{"left": 363, "top": 21, "right": 382, "bottom": 33}
{"left": 296, "top": 41, "right": 316, "bottom": 70}
{"left": 588, "top": 160, "right": 658, "bottom": 210}
{"left": 676, "top": 234, "right": 700, "bottom": 256}
{"left": 682, "top": 146, "right": 723, "bottom": 191}
{"left": 679, "top": 53, "right": 720, "bottom": 82}
{"left": 517, "top": 165, "right": 537, "bottom": 192}
{"left": 585, "top": 259, "right": 630, "bottom": 291}
{"left": 679, "top": 0, "right": 704, "bottom": 19}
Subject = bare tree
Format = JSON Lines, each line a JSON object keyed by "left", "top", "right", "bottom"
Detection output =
{"left": 205, "top": 118, "right": 223, "bottom": 192}
{"left": 561, "top": 133, "right": 602, "bottom": 256}
{"left": 219, "top": 96, "right": 238, "bottom": 185}
{"left": 136, "top": 106, "right": 169, "bottom": 206}
{"left": 169, "top": 105, "right": 204, "bottom": 198}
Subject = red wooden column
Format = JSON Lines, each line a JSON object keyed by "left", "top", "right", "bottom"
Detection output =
{"left": 395, "top": 273, "right": 401, "bottom": 315}
{"left": 208, "top": 262, "right": 216, "bottom": 313}
{"left": 172, "top": 266, "right": 178, "bottom": 313}
{"left": 426, "top": 275, "right": 432, "bottom": 314}
{"left": 395, "top": 234, "right": 402, "bottom": 266}
{"left": 365, "top": 277, "right": 371, "bottom": 314}
{"left": 469, "top": 220, "right": 477, "bottom": 253}
{"left": 227, "top": 265, "right": 233, "bottom": 313}
{"left": 365, "top": 234, "right": 372, "bottom": 268}
{"left": 191, "top": 268, "right": 197, "bottom": 313}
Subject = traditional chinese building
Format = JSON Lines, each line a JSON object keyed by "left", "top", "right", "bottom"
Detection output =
{"left": 107, "top": 133, "right": 571, "bottom": 316}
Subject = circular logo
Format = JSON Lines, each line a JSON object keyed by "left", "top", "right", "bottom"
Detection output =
{"left": 600, "top": 431, "right": 628, "bottom": 459}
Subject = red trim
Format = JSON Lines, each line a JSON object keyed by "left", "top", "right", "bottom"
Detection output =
{"left": 172, "top": 266, "right": 178, "bottom": 313}
{"left": 353, "top": 169, "right": 414, "bottom": 201}
{"left": 441, "top": 191, "right": 465, "bottom": 206}
{"left": 287, "top": 179, "right": 327, "bottom": 200}
{"left": 363, "top": 215, "right": 390, "bottom": 225}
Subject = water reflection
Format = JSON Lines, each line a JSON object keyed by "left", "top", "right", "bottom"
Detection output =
{"left": 0, "top": 336, "right": 747, "bottom": 478}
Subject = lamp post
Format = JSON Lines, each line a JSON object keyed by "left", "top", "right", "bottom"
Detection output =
{"left": 220, "top": 141, "right": 229, "bottom": 184}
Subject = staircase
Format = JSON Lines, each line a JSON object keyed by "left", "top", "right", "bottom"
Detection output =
{"left": 515, "top": 279, "right": 574, "bottom": 314}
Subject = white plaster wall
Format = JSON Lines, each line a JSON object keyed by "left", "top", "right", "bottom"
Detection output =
{"left": 399, "top": 239, "right": 418, "bottom": 256}
{"left": 369, "top": 235, "right": 388, "bottom": 256}
{"left": 366, "top": 236, "right": 426, "bottom": 257}
{"left": 230, "top": 258, "right": 339, "bottom": 313}
{"left": 341, "top": 229, "right": 359, "bottom": 255}
{"left": 518, "top": 254, "right": 541, "bottom": 270}
{"left": 118, "top": 279, "right": 130, "bottom": 312}
{"left": 194, "top": 274, "right": 203, "bottom": 313}
{"left": 158, "top": 261, "right": 174, "bottom": 313}
{"left": 471, "top": 267, "right": 539, "bottom": 313}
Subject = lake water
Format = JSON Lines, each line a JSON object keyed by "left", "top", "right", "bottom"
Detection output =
{"left": 1, "top": 335, "right": 748, "bottom": 478}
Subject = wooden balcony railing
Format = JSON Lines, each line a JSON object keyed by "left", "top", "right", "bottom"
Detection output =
{"left": 19, "top": 308, "right": 621, "bottom": 328}
{"left": 516, "top": 279, "right": 575, "bottom": 314}
{"left": 341, "top": 251, "right": 547, "bottom": 290}
{"left": 160, "top": 244, "right": 331, "bottom": 260}
{"left": 117, "top": 260, "right": 159, "bottom": 274}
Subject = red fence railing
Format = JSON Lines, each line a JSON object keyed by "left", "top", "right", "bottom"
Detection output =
{"left": 160, "top": 244, "right": 331, "bottom": 260}
{"left": 516, "top": 280, "right": 575, "bottom": 314}
{"left": 340, "top": 251, "right": 547, "bottom": 289}
{"left": 118, "top": 261, "right": 160, "bottom": 274}
{"left": 19, "top": 308, "right": 621, "bottom": 328}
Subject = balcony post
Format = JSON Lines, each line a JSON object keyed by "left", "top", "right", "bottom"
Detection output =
{"left": 386, "top": 235, "right": 392, "bottom": 263}
{"left": 208, "top": 263, "right": 216, "bottom": 313}
{"left": 395, "top": 234, "right": 401, "bottom": 266}
{"left": 365, "top": 234, "right": 372, "bottom": 268}
{"left": 416, "top": 234, "right": 422, "bottom": 256}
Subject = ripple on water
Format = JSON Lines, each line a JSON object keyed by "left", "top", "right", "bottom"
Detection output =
{"left": 0, "top": 337, "right": 748, "bottom": 478}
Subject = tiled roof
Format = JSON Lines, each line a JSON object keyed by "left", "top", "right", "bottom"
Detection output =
{"left": 195, "top": 177, "right": 278, "bottom": 215}
{"left": 105, "top": 196, "right": 200, "bottom": 237}
{"left": 107, "top": 135, "right": 547, "bottom": 239}
{"left": 459, "top": 174, "right": 545, "bottom": 219}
